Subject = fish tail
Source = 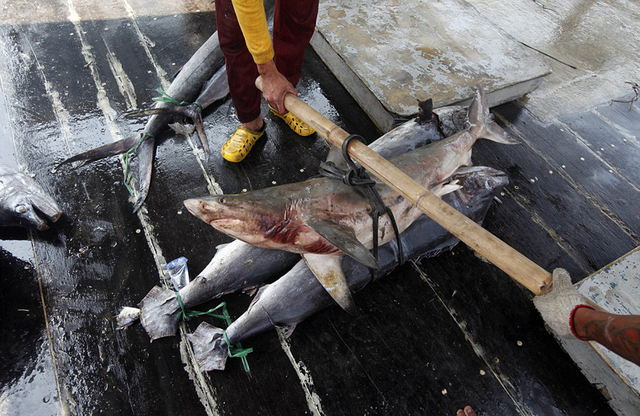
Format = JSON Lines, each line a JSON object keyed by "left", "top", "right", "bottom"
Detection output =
{"left": 468, "top": 87, "right": 519, "bottom": 145}
{"left": 56, "top": 134, "right": 141, "bottom": 168}
{"left": 187, "top": 322, "right": 229, "bottom": 371}
{"left": 138, "top": 286, "right": 181, "bottom": 340}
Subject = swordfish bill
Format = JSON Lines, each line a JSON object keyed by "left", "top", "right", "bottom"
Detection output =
{"left": 184, "top": 88, "right": 518, "bottom": 313}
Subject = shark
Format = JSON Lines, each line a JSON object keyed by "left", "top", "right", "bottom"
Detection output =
{"left": 183, "top": 88, "right": 518, "bottom": 313}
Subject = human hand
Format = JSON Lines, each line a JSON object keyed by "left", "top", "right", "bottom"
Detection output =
{"left": 533, "top": 268, "right": 593, "bottom": 339}
{"left": 257, "top": 60, "right": 297, "bottom": 114}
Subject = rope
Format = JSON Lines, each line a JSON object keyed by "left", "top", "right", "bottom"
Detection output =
{"left": 152, "top": 87, "right": 203, "bottom": 110}
{"left": 175, "top": 292, "right": 253, "bottom": 374}
{"left": 319, "top": 135, "right": 405, "bottom": 271}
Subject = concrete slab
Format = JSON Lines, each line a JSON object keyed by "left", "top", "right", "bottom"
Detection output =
{"left": 554, "top": 247, "right": 640, "bottom": 415}
{"left": 465, "top": 0, "right": 640, "bottom": 123}
{"left": 579, "top": 247, "right": 640, "bottom": 387}
{"left": 311, "top": 0, "right": 551, "bottom": 132}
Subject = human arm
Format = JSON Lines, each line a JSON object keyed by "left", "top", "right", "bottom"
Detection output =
{"left": 533, "top": 268, "right": 640, "bottom": 367}
{"left": 573, "top": 307, "right": 640, "bottom": 366}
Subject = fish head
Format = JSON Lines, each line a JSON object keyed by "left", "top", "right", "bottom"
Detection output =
{"left": 449, "top": 166, "right": 508, "bottom": 205}
{"left": 184, "top": 194, "right": 286, "bottom": 245}
{"left": 0, "top": 167, "right": 62, "bottom": 230}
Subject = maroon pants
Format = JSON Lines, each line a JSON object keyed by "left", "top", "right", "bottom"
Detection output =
{"left": 215, "top": 0, "right": 319, "bottom": 123}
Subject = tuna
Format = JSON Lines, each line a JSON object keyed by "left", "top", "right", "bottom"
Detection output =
{"left": 186, "top": 165, "right": 509, "bottom": 371}
{"left": 183, "top": 88, "right": 518, "bottom": 313}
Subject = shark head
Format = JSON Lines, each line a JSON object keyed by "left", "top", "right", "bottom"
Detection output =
{"left": 184, "top": 194, "right": 290, "bottom": 247}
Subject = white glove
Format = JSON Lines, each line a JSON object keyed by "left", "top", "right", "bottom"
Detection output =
{"left": 533, "top": 268, "right": 594, "bottom": 339}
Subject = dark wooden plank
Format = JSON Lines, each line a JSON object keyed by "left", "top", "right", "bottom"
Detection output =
{"left": 495, "top": 103, "right": 640, "bottom": 241}
{"left": 598, "top": 93, "right": 640, "bottom": 126}
{"left": 286, "top": 263, "right": 521, "bottom": 415}
{"left": 473, "top": 104, "right": 638, "bottom": 274}
{"left": 414, "top": 247, "right": 618, "bottom": 416}
{"left": 561, "top": 107, "right": 640, "bottom": 187}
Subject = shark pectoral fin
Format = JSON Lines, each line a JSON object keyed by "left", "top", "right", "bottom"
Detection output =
{"left": 305, "top": 218, "right": 379, "bottom": 270}
{"left": 303, "top": 254, "right": 357, "bottom": 315}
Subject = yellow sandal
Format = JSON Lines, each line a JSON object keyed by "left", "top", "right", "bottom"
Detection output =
{"left": 221, "top": 125, "right": 265, "bottom": 163}
{"left": 269, "top": 105, "right": 315, "bottom": 136}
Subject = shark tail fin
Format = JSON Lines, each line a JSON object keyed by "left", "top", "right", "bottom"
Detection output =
{"left": 139, "top": 286, "right": 181, "bottom": 341}
{"left": 187, "top": 322, "right": 229, "bottom": 371}
{"left": 468, "top": 87, "right": 519, "bottom": 145}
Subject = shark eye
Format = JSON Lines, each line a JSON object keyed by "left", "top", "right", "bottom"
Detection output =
{"left": 218, "top": 197, "right": 226, "bottom": 204}
{"left": 15, "top": 204, "right": 28, "bottom": 214}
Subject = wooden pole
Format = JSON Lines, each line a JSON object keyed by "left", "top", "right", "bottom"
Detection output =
{"left": 257, "top": 78, "right": 552, "bottom": 295}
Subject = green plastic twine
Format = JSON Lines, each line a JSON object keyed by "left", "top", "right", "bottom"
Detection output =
{"left": 175, "top": 292, "right": 253, "bottom": 374}
{"left": 152, "top": 87, "right": 202, "bottom": 109}
{"left": 122, "top": 132, "right": 152, "bottom": 196}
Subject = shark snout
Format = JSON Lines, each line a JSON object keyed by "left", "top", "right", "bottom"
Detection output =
{"left": 183, "top": 197, "right": 208, "bottom": 219}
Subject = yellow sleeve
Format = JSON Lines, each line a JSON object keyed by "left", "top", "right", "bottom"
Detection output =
{"left": 231, "top": 0, "right": 274, "bottom": 64}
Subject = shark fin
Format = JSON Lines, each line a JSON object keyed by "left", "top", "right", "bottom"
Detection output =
{"left": 303, "top": 253, "right": 357, "bottom": 315}
{"left": 305, "top": 218, "right": 379, "bottom": 270}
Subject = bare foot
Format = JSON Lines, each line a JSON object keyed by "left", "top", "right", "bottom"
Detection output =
{"left": 242, "top": 116, "right": 265, "bottom": 132}
{"left": 456, "top": 406, "right": 477, "bottom": 416}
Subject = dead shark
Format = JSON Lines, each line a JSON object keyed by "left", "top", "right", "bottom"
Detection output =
{"left": 133, "top": 102, "right": 469, "bottom": 340}
{"left": 184, "top": 88, "right": 518, "bottom": 313}
{"left": 186, "top": 165, "right": 509, "bottom": 371}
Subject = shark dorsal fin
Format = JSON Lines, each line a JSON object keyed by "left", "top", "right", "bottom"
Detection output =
{"left": 303, "top": 253, "right": 357, "bottom": 315}
{"left": 305, "top": 218, "right": 379, "bottom": 270}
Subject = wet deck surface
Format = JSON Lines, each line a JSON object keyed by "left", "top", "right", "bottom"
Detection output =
{"left": 1, "top": 1, "right": 639, "bottom": 416}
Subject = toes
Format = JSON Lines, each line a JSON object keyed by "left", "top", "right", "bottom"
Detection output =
{"left": 464, "top": 405, "right": 477, "bottom": 416}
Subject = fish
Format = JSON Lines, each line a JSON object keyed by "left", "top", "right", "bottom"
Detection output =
{"left": 185, "top": 165, "right": 509, "bottom": 371}
{"left": 57, "top": 31, "right": 226, "bottom": 212}
{"left": 58, "top": 0, "right": 278, "bottom": 212}
{"left": 183, "top": 88, "right": 518, "bottom": 313}
{"left": 136, "top": 101, "right": 470, "bottom": 340}
{"left": 0, "top": 163, "right": 62, "bottom": 230}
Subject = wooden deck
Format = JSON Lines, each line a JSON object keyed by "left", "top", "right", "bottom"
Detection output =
{"left": 1, "top": 1, "right": 639, "bottom": 415}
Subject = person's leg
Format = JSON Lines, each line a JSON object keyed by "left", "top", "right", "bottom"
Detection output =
{"left": 268, "top": 0, "right": 319, "bottom": 136}
{"left": 215, "top": 0, "right": 263, "bottom": 126}
{"left": 272, "top": 0, "right": 319, "bottom": 86}
{"left": 215, "top": 0, "right": 265, "bottom": 162}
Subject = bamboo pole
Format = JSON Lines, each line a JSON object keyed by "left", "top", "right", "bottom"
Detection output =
{"left": 257, "top": 78, "right": 552, "bottom": 295}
